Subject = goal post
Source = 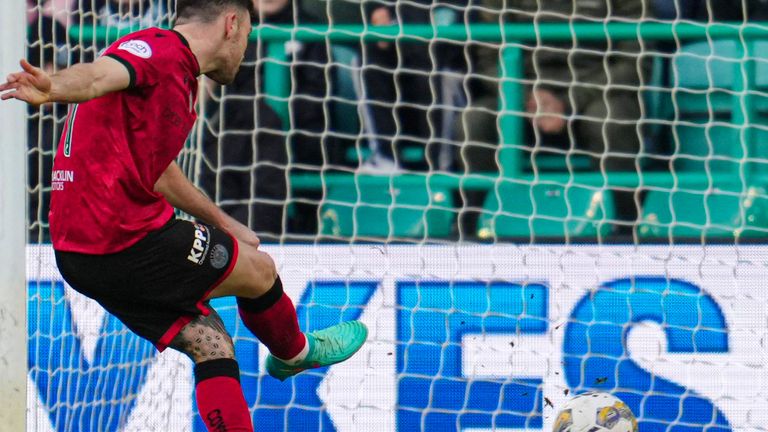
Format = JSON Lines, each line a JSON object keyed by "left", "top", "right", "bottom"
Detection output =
{"left": 0, "top": 0, "right": 28, "bottom": 430}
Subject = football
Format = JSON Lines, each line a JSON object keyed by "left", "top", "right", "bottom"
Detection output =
{"left": 553, "top": 392, "right": 638, "bottom": 432}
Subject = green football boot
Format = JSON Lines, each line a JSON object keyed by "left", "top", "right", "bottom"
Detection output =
{"left": 265, "top": 320, "right": 368, "bottom": 381}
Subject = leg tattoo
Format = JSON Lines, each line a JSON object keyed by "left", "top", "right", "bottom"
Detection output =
{"left": 169, "top": 309, "right": 235, "bottom": 363}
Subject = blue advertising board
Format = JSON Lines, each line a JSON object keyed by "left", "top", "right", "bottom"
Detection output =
{"left": 25, "top": 245, "right": 766, "bottom": 431}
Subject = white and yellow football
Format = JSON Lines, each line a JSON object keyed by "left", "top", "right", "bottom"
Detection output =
{"left": 553, "top": 392, "right": 638, "bottom": 432}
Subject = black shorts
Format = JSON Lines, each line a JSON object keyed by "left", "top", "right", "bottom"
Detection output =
{"left": 55, "top": 218, "right": 238, "bottom": 351}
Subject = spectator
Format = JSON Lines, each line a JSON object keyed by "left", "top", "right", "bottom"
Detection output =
{"left": 28, "top": 0, "right": 71, "bottom": 28}
{"left": 652, "top": 0, "right": 768, "bottom": 21}
{"left": 200, "top": 0, "right": 333, "bottom": 240}
{"left": 65, "top": 0, "right": 174, "bottom": 62}
{"left": 472, "top": 0, "right": 651, "bottom": 171}
{"left": 457, "top": 0, "right": 652, "bottom": 235}
{"left": 360, "top": 0, "right": 468, "bottom": 172}
{"left": 651, "top": 0, "right": 691, "bottom": 20}
{"left": 81, "top": 0, "right": 174, "bottom": 30}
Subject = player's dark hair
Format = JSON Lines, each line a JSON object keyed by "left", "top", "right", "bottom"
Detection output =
{"left": 176, "top": 0, "right": 255, "bottom": 24}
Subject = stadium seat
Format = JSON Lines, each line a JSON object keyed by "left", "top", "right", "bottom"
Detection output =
{"left": 524, "top": 153, "right": 593, "bottom": 172}
{"left": 673, "top": 40, "right": 741, "bottom": 96}
{"left": 319, "top": 178, "right": 455, "bottom": 239}
{"left": 637, "top": 186, "right": 768, "bottom": 240}
{"left": 670, "top": 40, "right": 746, "bottom": 173}
{"left": 749, "top": 40, "right": 768, "bottom": 176}
{"left": 753, "top": 40, "right": 768, "bottom": 90}
{"left": 476, "top": 181, "right": 615, "bottom": 240}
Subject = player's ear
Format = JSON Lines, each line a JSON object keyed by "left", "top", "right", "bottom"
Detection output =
{"left": 223, "top": 12, "right": 239, "bottom": 39}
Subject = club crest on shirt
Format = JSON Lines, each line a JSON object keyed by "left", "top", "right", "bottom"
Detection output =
{"left": 118, "top": 40, "right": 153, "bottom": 59}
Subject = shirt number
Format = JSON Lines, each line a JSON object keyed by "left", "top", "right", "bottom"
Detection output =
{"left": 63, "top": 104, "right": 79, "bottom": 157}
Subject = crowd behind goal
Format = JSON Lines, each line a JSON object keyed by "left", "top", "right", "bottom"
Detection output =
{"left": 26, "top": 0, "right": 768, "bottom": 244}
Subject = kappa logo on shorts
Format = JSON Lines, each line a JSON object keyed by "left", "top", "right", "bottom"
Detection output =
{"left": 210, "top": 244, "right": 229, "bottom": 270}
{"left": 187, "top": 224, "right": 211, "bottom": 265}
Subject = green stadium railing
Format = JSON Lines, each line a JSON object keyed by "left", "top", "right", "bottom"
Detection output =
{"left": 73, "top": 21, "right": 768, "bottom": 44}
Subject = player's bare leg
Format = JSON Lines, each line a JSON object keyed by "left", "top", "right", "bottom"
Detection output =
{"left": 169, "top": 310, "right": 253, "bottom": 432}
{"left": 206, "top": 241, "right": 368, "bottom": 381}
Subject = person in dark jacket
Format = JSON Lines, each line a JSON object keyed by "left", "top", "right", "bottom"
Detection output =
{"left": 81, "top": 0, "right": 173, "bottom": 29}
{"left": 455, "top": 0, "right": 652, "bottom": 235}
{"left": 200, "top": 0, "right": 333, "bottom": 240}
{"left": 661, "top": 0, "right": 768, "bottom": 20}
{"left": 464, "top": 0, "right": 652, "bottom": 173}
{"left": 359, "top": 0, "right": 468, "bottom": 172}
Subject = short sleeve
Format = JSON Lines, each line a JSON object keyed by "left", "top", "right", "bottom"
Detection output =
{"left": 103, "top": 34, "right": 167, "bottom": 89}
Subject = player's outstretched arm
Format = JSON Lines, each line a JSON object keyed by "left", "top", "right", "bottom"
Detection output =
{"left": 155, "top": 162, "right": 262, "bottom": 249}
{"left": 0, "top": 57, "right": 130, "bottom": 106}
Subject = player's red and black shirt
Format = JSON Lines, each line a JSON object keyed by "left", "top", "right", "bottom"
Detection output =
{"left": 50, "top": 28, "right": 200, "bottom": 254}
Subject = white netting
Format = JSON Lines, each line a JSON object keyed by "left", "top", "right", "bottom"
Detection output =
{"left": 21, "top": 0, "right": 768, "bottom": 430}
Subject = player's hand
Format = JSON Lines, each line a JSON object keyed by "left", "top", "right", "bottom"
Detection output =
{"left": 235, "top": 227, "right": 261, "bottom": 250}
{"left": 221, "top": 217, "right": 261, "bottom": 250}
{"left": 0, "top": 59, "right": 52, "bottom": 106}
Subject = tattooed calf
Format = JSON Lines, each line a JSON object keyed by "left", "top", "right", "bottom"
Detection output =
{"left": 169, "top": 308, "right": 235, "bottom": 363}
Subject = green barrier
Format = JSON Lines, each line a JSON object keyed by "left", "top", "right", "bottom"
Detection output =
{"left": 289, "top": 171, "right": 743, "bottom": 190}
{"left": 72, "top": 22, "right": 768, "bottom": 44}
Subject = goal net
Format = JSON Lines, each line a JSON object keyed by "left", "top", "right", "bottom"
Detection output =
{"left": 21, "top": 0, "right": 768, "bottom": 430}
